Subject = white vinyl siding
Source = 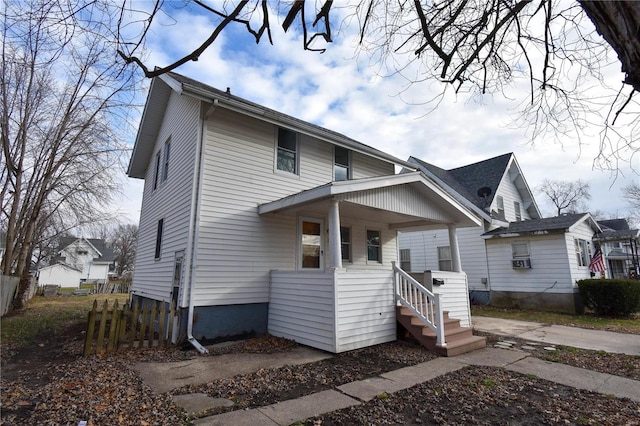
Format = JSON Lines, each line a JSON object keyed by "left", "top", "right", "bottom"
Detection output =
{"left": 193, "top": 108, "right": 396, "bottom": 306}
{"left": 131, "top": 91, "right": 200, "bottom": 303}
{"left": 428, "top": 271, "right": 471, "bottom": 327}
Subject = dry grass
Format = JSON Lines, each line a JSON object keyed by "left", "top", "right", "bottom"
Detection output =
{"left": 471, "top": 304, "right": 640, "bottom": 334}
{"left": 0, "top": 293, "right": 129, "bottom": 357}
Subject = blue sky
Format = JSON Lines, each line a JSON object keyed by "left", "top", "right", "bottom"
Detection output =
{"left": 117, "top": 2, "right": 639, "bottom": 223}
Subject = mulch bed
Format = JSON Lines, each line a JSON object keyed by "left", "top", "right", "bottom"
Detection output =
{"left": 2, "top": 330, "right": 639, "bottom": 425}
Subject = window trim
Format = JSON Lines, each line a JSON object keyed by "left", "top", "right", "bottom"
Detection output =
{"left": 154, "top": 218, "right": 164, "bottom": 260}
{"left": 511, "top": 241, "right": 530, "bottom": 258}
{"left": 153, "top": 151, "right": 161, "bottom": 190}
{"left": 496, "top": 195, "right": 504, "bottom": 217}
{"left": 514, "top": 201, "right": 522, "bottom": 221}
{"left": 162, "top": 139, "right": 171, "bottom": 182}
{"left": 299, "top": 217, "right": 324, "bottom": 270}
{"left": 399, "top": 248, "right": 411, "bottom": 271}
{"left": 333, "top": 145, "right": 351, "bottom": 181}
{"left": 366, "top": 229, "right": 382, "bottom": 263}
{"left": 574, "top": 238, "right": 590, "bottom": 267}
{"left": 275, "top": 127, "right": 299, "bottom": 175}
{"left": 437, "top": 246, "right": 452, "bottom": 271}
{"left": 340, "top": 226, "right": 351, "bottom": 262}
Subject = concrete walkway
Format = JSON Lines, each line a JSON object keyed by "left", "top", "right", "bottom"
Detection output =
{"left": 181, "top": 319, "right": 640, "bottom": 425}
{"left": 191, "top": 347, "right": 640, "bottom": 425}
{"left": 472, "top": 316, "right": 640, "bottom": 355}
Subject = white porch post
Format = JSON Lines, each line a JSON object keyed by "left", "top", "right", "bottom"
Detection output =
{"left": 328, "top": 199, "right": 342, "bottom": 269}
{"left": 448, "top": 225, "right": 462, "bottom": 272}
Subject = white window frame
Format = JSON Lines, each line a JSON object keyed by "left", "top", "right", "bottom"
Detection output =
{"left": 153, "top": 151, "right": 161, "bottom": 190}
{"left": 155, "top": 218, "right": 164, "bottom": 260}
{"left": 399, "top": 248, "right": 411, "bottom": 271}
{"left": 496, "top": 195, "right": 504, "bottom": 217}
{"left": 437, "top": 246, "right": 452, "bottom": 271}
{"left": 514, "top": 201, "right": 522, "bottom": 221}
{"left": 162, "top": 138, "right": 171, "bottom": 182}
{"left": 340, "top": 226, "right": 351, "bottom": 262}
{"left": 299, "top": 217, "right": 324, "bottom": 269}
{"left": 366, "top": 229, "right": 382, "bottom": 263}
{"left": 512, "top": 241, "right": 530, "bottom": 259}
{"left": 574, "top": 238, "right": 590, "bottom": 267}
{"left": 333, "top": 146, "right": 351, "bottom": 181}
{"left": 275, "top": 127, "right": 299, "bottom": 175}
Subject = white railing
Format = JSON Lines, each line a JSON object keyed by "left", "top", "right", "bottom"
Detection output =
{"left": 392, "top": 262, "right": 446, "bottom": 348}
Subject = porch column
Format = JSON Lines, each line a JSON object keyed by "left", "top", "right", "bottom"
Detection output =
{"left": 448, "top": 225, "right": 462, "bottom": 272}
{"left": 328, "top": 199, "right": 342, "bottom": 269}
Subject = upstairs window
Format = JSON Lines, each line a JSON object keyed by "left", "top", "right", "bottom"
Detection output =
{"left": 367, "top": 230, "right": 381, "bottom": 262}
{"left": 162, "top": 139, "right": 171, "bottom": 182}
{"left": 153, "top": 151, "right": 161, "bottom": 190}
{"left": 276, "top": 128, "right": 298, "bottom": 174}
{"left": 437, "top": 246, "right": 452, "bottom": 271}
{"left": 496, "top": 196, "right": 504, "bottom": 218}
{"left": 514, "top": 201, "right": 522, "bottom": 221}
{"left": 334, "top": 146, "right": 351, "bottom": 181}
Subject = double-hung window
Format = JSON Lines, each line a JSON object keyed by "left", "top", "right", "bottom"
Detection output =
{"left": 496, "top": 196, "right": 504, "bottom": 218}
{"left": 276, "top": 128, "right": 298, "bottom": 174}
{"left": 153, "top": 151, "right": 161, "bottom": 190}
{"left": 574, "top": 238, "right": 590, "bottom": 266}
{"left": 340, "top": 226, "right": 351, "bottom": 262}
{"left": 162, "top": 139, "right": 171, "bottom": 182}
{"left": 367, "top": 230, "right": 381, "bottom": 262}
{"left": 514, "top": 201, "right": 522, "bottom": 221}
{"left": 155, "top": 218, "right": 164, "bottom": 260}
{"left": 437, "top": 246, "right": 452, "bottom": 271}
{"left": 334, "top": 146, "right": 350, "bottom": 181}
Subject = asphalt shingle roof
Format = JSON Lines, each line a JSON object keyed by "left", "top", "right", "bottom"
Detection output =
{"left": 482, "top": 213, "right": 589, "bottom": 237}
{"left": 410, "top": 153, "right": 512, "bottom": 211}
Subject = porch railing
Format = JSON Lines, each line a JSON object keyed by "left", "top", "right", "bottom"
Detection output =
{"left": 392, "top": 262, "right": 446, "bottom": 347}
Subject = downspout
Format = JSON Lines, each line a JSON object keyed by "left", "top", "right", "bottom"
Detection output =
{"left": 184, "top": 99, "right": 218, "bottom": 354}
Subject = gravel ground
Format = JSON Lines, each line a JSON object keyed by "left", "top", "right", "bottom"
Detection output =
{"left": 2, "top": 329, "right": 639, "bottom": 425}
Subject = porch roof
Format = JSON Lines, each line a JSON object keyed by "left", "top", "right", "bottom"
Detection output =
{"left": 258, "top": 172, "right": 482, "bottom": 230}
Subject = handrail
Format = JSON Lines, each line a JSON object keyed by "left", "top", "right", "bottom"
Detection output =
{"left": 392, "top": 262, "right": 446, "bottom": 347}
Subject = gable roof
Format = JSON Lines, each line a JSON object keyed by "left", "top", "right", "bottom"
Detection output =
{"left": 57, "top": 237, "right": 114, "bottom": 263}
{"left": 595, "top": 218, "right": 640, "bottom": 242}
{"left": 128, "top": 72, "right": 416, "bottom": 178}
{"left": 482, "top": 213, "right": 601, "bottom": 238}
{"left": 408, "top": 153, "right": 541, "bottom": 222}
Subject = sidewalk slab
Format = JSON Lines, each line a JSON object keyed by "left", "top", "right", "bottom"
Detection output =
{"left": 338, "top": 377, "right": 397, "bottom": 401}
{"left": 192, "top": 409, "right": 278, "bottom": 426}
{"left": 454, "top": 347, "right": 528, "bottom": 367}
{"left": 506, "top": 356, "right": 640, "bottom": 402}
{"left": 171, "top": 393, "right": 233, "bottom": 416}
{"left": 380, "top": 357, "right": 465, "bottom": 392}
{"left": 256, "top": 389, "right": 359, "bottom": 425}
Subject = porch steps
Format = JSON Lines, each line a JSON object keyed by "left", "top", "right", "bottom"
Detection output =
{"left": 397, "top": 306, "right": 486, "bottom": 357}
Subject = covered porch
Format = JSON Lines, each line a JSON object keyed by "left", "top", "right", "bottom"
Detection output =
{"left": 258, "top": 172, "right": 482, "bottom": 353}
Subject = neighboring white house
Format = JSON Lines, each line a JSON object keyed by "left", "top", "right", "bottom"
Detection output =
{"left": 38, "top": 238, "right": 113, "bottom": 288}
{"left": 127, "top": 72, "right": 486, "bottom": 355}
{"left": 398, "top": 153, "right": 542, "bottom": 304}
{"left": 594, "top": 219, "right": 640, "bottom": 279}
{"left": 482, "top": 213, "right": 602, "bottom": 313}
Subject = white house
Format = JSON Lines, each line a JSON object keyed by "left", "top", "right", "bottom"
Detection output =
{"left": 594, "top": 219, "right": 640, "bottom": 279}
{"left": 482, "top": 213, "right": 602, "bottom": 313}
{"left": 38, "top": 238, "right": 113, "bottom": 288}
{"left": 127, "top": 72, "right": 486, "bottom": 355}
{"left": 398, "top": 153, "right": 542, "bottom": 304}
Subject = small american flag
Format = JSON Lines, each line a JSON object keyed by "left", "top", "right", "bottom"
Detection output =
{"left": 589, "top": 248, "right": 606, "bottom": 272}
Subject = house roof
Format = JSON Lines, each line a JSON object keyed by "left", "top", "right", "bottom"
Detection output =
{"left": 57, "top": 237, "right": 114, "bottom": 263}
{"left": 482, "top": 213, "right": 601, "bottom": 238}
{"left": 408, "top": 153, "right": 541, "bottom": 222}
{"left": 128, "top": 72, "right": 416, "bottom": 179}
{"left": 258, "top": 171, "right": 482, "bottom": 230}
{"left": 594, "top": 219, "right": 640, "bottom": 242}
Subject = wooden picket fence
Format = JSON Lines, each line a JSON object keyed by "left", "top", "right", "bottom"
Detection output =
{"left": 84, "top": 299, "right": 177, "bottom": 356}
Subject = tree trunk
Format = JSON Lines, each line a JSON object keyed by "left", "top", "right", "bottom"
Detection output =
{"left": 579, "top": 1, "right": 640, "bottom": 92}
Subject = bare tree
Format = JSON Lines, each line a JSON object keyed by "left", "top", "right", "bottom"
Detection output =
{"left": 108, "top": 223, "right": 138, "bottom": 276}
{"left": 538, "top": 179, "right": 592, "bottom": 216}
{"left": 622, "top": 182, "right": 640, "bottom": 226}
{"left": 1, "top": 0, "right": 138, "bottom": 304}
{"left": 112, "top": 1, "right": 640, "bottom": 172}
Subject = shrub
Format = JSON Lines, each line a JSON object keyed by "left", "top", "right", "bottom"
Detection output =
{"left": 577, "top": 279, "right": 640, "bottom": 316}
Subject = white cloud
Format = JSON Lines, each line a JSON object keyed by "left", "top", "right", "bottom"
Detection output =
{"left": 122, "top": 3, "right": 639, "bottom": 224}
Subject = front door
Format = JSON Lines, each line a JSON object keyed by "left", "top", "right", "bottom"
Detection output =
{"left": 300, "top": 218, "right": 324, "bottom": 269}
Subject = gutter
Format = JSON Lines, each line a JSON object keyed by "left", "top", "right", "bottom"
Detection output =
{"left": 183, "top": 99, "right": 219, "bottom": 355}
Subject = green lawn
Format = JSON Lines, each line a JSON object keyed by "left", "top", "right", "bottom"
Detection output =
{"left": 1, "top": 294, "right": 130, "bottom": 354}
{"left": 471, "top": 304, "right": 640, "bottom": 334}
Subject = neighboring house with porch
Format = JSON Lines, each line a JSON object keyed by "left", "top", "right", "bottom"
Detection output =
{"left": 398, "top": 153, "right": 542, "bottom": 304}
{"left": 127, "top": 72, "right": 486, "bottom": 356}
{"left": 594, "top": 219, "right": 640, "bottom": 279}
{"left": 38, "top": 237, "right": 113, "bottom": 288}
{"left": 482, "top": 213, "right": 602, "bottom": 313}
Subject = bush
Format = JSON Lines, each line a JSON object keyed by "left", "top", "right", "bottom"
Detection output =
{"left": 577, "top": 279, "right": 640, "bottom": 316}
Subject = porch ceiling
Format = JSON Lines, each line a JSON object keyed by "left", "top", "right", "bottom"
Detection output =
{"left": 258, "top": 172, "right": 482, "bottom": 229}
